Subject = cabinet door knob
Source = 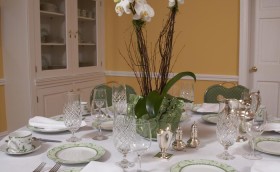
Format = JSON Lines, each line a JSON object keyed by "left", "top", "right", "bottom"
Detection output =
{"left": 249, "top": 66, "right": 258, "bottom": 73}
{"left": 69, "top": 31, "right": 72, "bottom": 38}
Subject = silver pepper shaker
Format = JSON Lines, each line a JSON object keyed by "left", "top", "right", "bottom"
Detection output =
{"left": 187, "top": 121, "right": 200, "bottom": 148}
{"left": 172, "top": 126, "right": 186, "bottom": 151}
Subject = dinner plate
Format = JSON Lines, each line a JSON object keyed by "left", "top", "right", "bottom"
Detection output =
{"left": 170, "top": 159, "right": 237, "bottom": 172}
{"left": 255, "top": 137, "right": 280, "bottom": 155}
{"left": 192, "top": 104, "right": 218, "bottom": 114}
{"left": 201, "top": 114, "right": 218, "bottom": 124}
{"left": 27, "top": 124, "right": 68, "bottom": 133}
{"left": 47, "top": 143, "right": 106, "bottom": 164}
{"left": 0, "top": 140, "right": 41, "bottom": 155}
{"left": 27, "top": 115, "right": 87, "bottom": 133}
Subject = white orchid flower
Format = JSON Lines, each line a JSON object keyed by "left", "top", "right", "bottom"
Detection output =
{"left": 168, "top": 0, "right": 184, "bottom": 7}
{"left": 133, "top": 0, "right": 155, "bottom": 22}
{"left": 115, "top": 0, "right": 134, "bottom": 16}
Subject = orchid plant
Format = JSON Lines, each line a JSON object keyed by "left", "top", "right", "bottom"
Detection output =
{"left": 113, "top": 0, "right": 196, "bottom": 119}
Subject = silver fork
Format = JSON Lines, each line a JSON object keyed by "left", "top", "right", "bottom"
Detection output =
{"left": 49, "top": 162, "right": 61, "bottom": 172}
{"left": 33, "top": 162, "right": 46, "bottom": 172}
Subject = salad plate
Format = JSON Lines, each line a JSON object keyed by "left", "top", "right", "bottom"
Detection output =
{"left": 170, "top": 159, "right": 237, "bottom": 172}
{"left": 255, "top": 137, "right": 280, "bottom": 155}
{"left": 0, "top": 140, "right": 41, "bottom": 155}
{"left": 47, "top": 143, "right": 106, "bottom": 164}
{"left": 201, "top": 114, "right": 218, "bottom": 124}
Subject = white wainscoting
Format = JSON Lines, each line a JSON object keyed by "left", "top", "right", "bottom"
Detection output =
{"left": 105, "top": 71, "right": 238, "bottom": 82}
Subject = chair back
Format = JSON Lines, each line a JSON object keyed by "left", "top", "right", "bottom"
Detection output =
{"left": 204, "top": 82, "right": 249, "bottom": 103}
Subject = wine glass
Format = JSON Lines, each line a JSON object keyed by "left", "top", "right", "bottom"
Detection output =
{"left": 216, "top": 99, "right": 239, "bottom": 160}
{"left": 130, "top": 120, "right": 152, "bottom": 172}
{"left": 243, "top": 107, "right": 267, "bottom": 160}
{"left": 179, "top": 81, "right": 194, "bottom": 111}
{"left": 113, "top": 115, "right": 135, "bottom": 169}
{"left": 91, "top": 88, "right": 108, "bottom": 140}
{"left": 63, "top": 91, "right": 82, "bottom": 142}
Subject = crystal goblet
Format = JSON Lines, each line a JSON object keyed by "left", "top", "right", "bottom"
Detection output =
{"left": 216, "top": 99, "right": 239, "bottom": 160}
{"left": 130, "top": 120, "right": 151, "bottom": 172}
{"left": 91, "top": 88, "right": 108, "bottom": 140}
{"left": 113, "top": 115, "right": 134, "bottom": 169}
{"left": 63, "top": 91, "right": 82, "bottom": 142}
{"left": 243, "top": 107, "right": 267, "bottom": 160}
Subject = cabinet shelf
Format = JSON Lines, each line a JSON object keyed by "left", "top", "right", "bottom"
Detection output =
{"left": 40, "top": 10, "right": 65, "bottom": 17}
{"left": 79, "top": 43, "right": 96, "bottom": 46}
{"left": 78, "top": 16, "right": 96, "bottom": 21}
{"left": 41, "top": 43, "right": 65, "bottom": 46}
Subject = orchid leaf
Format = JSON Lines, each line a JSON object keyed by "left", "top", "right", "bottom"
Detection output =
{"left": 146, "top": 91, "right": 164, "bottom": 118}
{"left": 162, "top": 72, "right": 196, "bottom": 95}
{"left": 135, "top": 97, "right": 147, "bottom": 118}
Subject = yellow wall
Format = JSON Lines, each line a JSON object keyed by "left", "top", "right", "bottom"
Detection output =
{"left": 104, "top": 0, "right": 239, "bottom": 103}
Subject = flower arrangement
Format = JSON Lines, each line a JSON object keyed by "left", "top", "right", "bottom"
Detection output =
{"left": 113, "top": 0, "right": 196, "bottom": 120}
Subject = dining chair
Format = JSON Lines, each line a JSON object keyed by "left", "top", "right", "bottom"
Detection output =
{"left": 204, "top": 82, "right": 249, "bottom": 103}
{"left": 90, "top": 81, "right": 136, "bottom": 107}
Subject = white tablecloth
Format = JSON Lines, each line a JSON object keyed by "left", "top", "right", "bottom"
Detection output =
{"left": 0, "top": 112, "right": 279, "bottom": 172}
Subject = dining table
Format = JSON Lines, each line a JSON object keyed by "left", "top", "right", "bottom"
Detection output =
{"left": 0, "top": 110, "right": 279, "bottom": 172}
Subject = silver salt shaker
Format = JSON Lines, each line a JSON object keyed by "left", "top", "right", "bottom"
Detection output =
{"left": 187, "top": 121, "right": 200, "bottom": 148}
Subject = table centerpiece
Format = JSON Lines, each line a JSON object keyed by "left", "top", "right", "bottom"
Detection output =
{"left": 113, "top": 0, "right": 196, "bottom": 138}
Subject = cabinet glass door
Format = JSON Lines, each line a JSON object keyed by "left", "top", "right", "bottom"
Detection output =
{"left": 40, "top": 0, "right": 67, "bottom": 71}
{"left": 77, "top": 0, "right": 97, "bottom": 68}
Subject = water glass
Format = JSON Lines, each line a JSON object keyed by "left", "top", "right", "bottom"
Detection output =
{"left": 91, "top": 88, "right": 108, "bottom": 140}
{"left": 113, "top": 115, "right": 135, "bottom": 168}
{"left": 63, "top": 91, "right": 82, "bottom": 142}
{"left": 216, "top": 99, "right": 239, "bottom": 160}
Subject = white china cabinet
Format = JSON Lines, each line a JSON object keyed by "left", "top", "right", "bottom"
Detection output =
{"left": 2, "top": 0, "right": 104, "bottom": 131}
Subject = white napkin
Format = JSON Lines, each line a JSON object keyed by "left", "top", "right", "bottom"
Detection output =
{"left": 80, "top": 161, "right": 123, "bottom": 172}
{"left": 264, "top": 123, "right": 280, "bottom": 132}
{"left": 29, "top": 116, "right": 86, "bottom": 131}
{"left": 196, "top": 103, "right": 219, "bottom": 113}
{"left": 251, "top": 160, "right": 279, "bottom": 172}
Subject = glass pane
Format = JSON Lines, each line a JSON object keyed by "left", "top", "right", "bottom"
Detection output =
{"left": 40, "top": 0, "right": 67, "bottom": 71}
{"left": 77, "top": 0, "right": 97, "bottom": 68}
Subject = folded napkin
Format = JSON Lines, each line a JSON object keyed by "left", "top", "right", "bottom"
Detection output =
{"left": 264, "top": 122, "right": 280, "bottom": 132}
{"left": 251, "top": 160, "right": 279, "bottom": 172}
{"left": 80, "top": 161, "right": 123, "bottom": 172}
{"left": 29, "top": 116, "right": 86, "bottom": 131}
{"left": 196, "top": 103, "right": 219, "bottom": 113}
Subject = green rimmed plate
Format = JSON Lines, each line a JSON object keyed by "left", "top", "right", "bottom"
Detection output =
{"left": 201, "top": 114, "right": 218, "bottom": 124}
{"left": 47, "top": 143, "right": 106, "bottom": 164}
{"left": 170, "top": 159, "right": 237, "bottom": 172}
{"left": 255, "top": 137, "right": 280, "bottom": 155}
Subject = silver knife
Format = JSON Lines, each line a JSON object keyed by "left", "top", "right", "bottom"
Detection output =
{"left": 32, "top": 137, "right": 62, "bottom": 143}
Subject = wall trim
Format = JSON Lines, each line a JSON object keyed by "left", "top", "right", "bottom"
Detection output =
{"left": 0, "top": 79, "right": 5, "bottom": 86}
{"left": 105, "top": 71, "right": 238, "bottom": 82}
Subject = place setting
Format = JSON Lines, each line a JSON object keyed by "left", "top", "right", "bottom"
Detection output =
{"left": 0, "top": 130, "right": 42, "bottom": 155}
